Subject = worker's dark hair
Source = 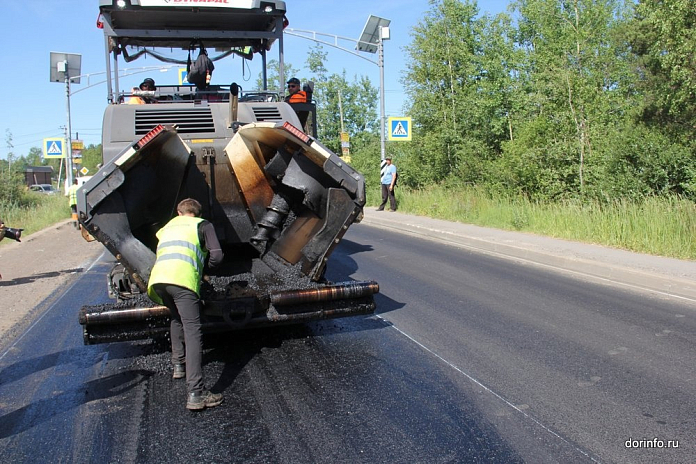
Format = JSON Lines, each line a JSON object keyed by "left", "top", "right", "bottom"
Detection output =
{"left": 177, "top": 198, "right": 202, "bottom": 217}
{"left": 73, "top": 179, "right": 78, "bottom": 184}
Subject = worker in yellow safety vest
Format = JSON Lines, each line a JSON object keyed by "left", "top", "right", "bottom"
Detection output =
{"left": 147, "top": 198, "right": 225, "bottom": 411}
{"left": 67, "top": 179, "right": 80, "bottom": 227}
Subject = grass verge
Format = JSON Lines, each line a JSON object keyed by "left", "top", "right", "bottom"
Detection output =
{"left": 369, "top": 185, "right": 695, "bottom": 260}
{"left": 5, "top": 186, "right": 694, "bottom": 260}
{"left": 1, "top": 194, "right": 71, "bottom": 243}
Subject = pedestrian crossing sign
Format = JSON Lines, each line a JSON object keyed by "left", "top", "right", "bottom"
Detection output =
{"left": 43, "top": 138, "right": 65, "bottom": 159}
{"left": 179, "top": 68, "right": 190, "bottom": 86}
{"left": 388, "top": 117, "right": 412, "bottom": 141}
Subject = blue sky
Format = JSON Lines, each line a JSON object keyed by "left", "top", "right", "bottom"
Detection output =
{"left": 0, "top": 0, "right": 511, "bottom": 158}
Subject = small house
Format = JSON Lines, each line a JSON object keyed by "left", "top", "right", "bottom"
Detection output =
{"left": 24, "top": 166, "right": 54, "bottom": 186}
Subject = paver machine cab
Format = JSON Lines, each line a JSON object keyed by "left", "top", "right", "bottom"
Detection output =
{"left": 77, "top": 0, "right": 378, "bottom": 344}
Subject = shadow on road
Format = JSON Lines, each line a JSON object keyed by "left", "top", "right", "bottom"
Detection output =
{"left": 373, "top": 292, "right": 405, "bottom": 316}
{"left": 0, "top": 370, "right": 152, "bottom": 439}
{"left": 0, "top": 342, "right": 161, "bottom": 387}
{"left": 336, "top": 238, "right": 374, "bottom": 256}
{"left": 0, "top": 268, "right": 85, "bottom": 287}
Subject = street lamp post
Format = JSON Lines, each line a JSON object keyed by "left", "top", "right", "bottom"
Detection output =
{"left": 356, "top": 15, "right": 391, "bottom": 162}
{"left": 377, "top": 25, "right": 388, "bottom": 162}
{"left": 64, "top": 74, "right": 74, "bottom": 186}
{"left": 50, "top": 52, "right": 82, "bottom": 187}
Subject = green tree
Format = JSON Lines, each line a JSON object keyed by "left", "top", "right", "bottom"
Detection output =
{"left": 80, "top": 144, "right": 103, "bottom": 176}
{"left": 254, "top": 59, "right": 299, "bottom": 94}
{"left": 594, "top": 123, "right": 695, "bottom": 199}
{"left": 24, "top": 147, "right": 43, "bottom": 167}
{"left": 629, "top": 0, "right": 696, "bottom": 141}
{"left": 4, "top": 129, "right": 15, "bottom": 175}
{"left": 395, "top": 0, "right": 692, "bottom": 200}
{"left": 310, "top": 71, "right": 378, "bottom": 153}
{"left": 0, "top": 130, "right": 25, "bottom": 206}
{"left": 476, "top": 13, "right": 525, "bottom": 151}
{"left": 402, "top": 0, "right": 484, "bottom": 185}
{"left": 11, "top": 147, "right": 47, "bottom": 185}
{"left": 506, "top": 0, "right": 635, "bottom": 197}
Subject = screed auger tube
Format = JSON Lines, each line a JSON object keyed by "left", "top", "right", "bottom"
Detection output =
{"left": 80, "top": 302, "right": 377, "bottom": 345}
{"left": 270, "top": 281, "right": 380, "bottom": 306}
{"left": 79, "top": 281, "right": 380, "bottom": 344}
{"left": 83, "top": 301, "right": 377, "bottom": 345}
{"left": 79, "top": 305, "right": 171, "bottom": 326}
{"left": 80, "top": 281, "right": 379, "bottom": 327}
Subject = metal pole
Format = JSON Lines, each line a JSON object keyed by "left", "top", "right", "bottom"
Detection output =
{"left": 57, "top": 156, "right": 64, "bottom": 189}
{"left": 104, "top": 36, "right": 114, "bottom": 103}
{"left": 113, "top": 52, "right": 120, "bottom": 100}
{"left": 378, "top": 28, "right": 386, "bottom": 162}
{"left": 261, "top": 49, "right": 268, "bottom": 90}
{"left": 338, "top": 89, "right": 345, "bottom": 133}
{"left": 65, "top": 73, "right": 74, "bottom": 186}
{"left": 278, "top": 17, "right": 285, "bottom": 95}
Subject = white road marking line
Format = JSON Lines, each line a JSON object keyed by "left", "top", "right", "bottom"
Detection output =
{"left": 378, "top": 314, "right": 601, "bottom": 463}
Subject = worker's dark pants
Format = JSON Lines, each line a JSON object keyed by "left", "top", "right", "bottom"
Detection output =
{"left": 379, "top": 184, "right": 396, "bottom": 211}
{"left": 153, "top": 283, "right": 204, "bottom": 394}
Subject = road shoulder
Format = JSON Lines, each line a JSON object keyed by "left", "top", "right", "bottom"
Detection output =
{"left": 361, "top": 208, "right": 696, "bottom": 302}
{"left": 0, "top": 220, "right": 105, "bottom": 343}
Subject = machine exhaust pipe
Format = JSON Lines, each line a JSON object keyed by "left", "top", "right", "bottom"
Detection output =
{"left": 229, "top": 82, "right": 239, "bottom": 125}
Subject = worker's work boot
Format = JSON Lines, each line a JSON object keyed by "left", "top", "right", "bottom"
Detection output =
{"left": 172, "top": 363, "right": 186, "bottom": 380}
{"left": 186, "top": 390, "right": 224, "bottom": 411}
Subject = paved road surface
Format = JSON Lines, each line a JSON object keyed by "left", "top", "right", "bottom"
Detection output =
{"left": 0, "top": 220, "right": 103, "bottom": 343}
{"left": 1, "top": 211, "right": 694, "bottom": 347}
{"left": 0, "top": 211, "right": 694, "bottom": 463}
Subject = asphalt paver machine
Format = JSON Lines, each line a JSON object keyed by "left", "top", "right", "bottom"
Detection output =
{"left": 77, "top": 0, "right": 378, "bottom": 344}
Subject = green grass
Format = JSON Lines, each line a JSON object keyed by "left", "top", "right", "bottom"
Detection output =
{"left": 369, "top": 185, "right": 696, "bottom": 260}
{"left": 1, "top": 194, "right": 72, "bottom": 243}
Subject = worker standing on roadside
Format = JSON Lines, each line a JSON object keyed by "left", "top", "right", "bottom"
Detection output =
{"left": 147, "top": 198, "right": 225, "bottom": 411}
{"left": 377, "top": 156, "right": 397, "bottom": 212}
{"left": 67, "top": 179, "right": 80, "bottom": 228}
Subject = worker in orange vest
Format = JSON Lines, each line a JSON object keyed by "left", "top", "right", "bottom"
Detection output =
{"left": 284, "top": 77, "right": 307, "bottom": 103}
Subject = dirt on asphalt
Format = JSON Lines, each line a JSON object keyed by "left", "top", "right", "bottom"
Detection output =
{"left": 0, "top": 219, "right": 105, "bottom": 343}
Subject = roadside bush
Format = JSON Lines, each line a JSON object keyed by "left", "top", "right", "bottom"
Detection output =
{"left": 488, "top": 117, "right": 580, "bottom": 201}
{"left": 0, "top": 170, "right": 42, "bottom": 214}
{"left": 591, "top": 124, "right": 696, "bottom": 201}
{"left": 0, "top": 168, "right": 67, "bottom": 234}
